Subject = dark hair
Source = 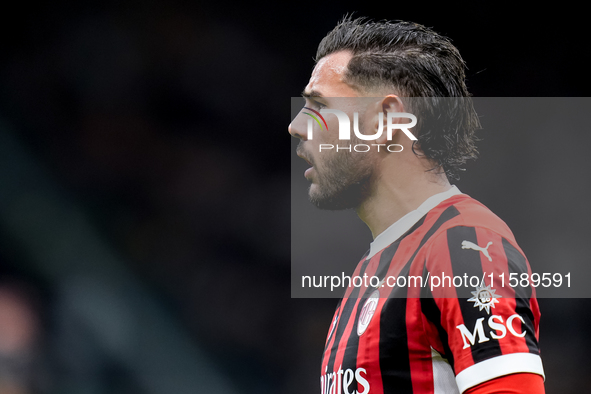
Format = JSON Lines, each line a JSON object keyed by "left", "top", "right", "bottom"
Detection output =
{"left": 316, "top": 17, "right": 480, "bottom": 179}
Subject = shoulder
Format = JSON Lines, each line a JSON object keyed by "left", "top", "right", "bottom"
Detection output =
{"left": 416, "top": 194, "right": 532, "bottom": 292}
{"left": 423, "top": 193, "right": 522, "bottom": 255}
{"left": 414, "top": 195, "right": 544, "bottom": 393}
{"left": 432, "top": 193, "right": 514, "bottom": 236}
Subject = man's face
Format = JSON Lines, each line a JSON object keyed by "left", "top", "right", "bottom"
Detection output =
{"left": 289, "top": 51, "right": 376, "bottom": 210}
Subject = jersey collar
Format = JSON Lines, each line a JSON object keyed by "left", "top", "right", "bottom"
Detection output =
{"left": 368, "top": 185, "right": 463, "bottom": 258}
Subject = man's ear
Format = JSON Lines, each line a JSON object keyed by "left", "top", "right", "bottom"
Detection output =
{"left": 374, "top": 95, "right": 406, "bottom": 144}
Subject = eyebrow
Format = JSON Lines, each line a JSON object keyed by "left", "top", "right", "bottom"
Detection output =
{"left": 301, "top": 89, "right": 324, "bottom": 98}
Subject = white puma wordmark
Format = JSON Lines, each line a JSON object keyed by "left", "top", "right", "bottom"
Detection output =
{"left": 461, "top": 240, "right": 493, "bottom": 262}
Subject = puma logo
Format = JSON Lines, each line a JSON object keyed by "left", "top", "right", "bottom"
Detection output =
{"left": 461, "top": 240, "right": 493, "bottom": 262}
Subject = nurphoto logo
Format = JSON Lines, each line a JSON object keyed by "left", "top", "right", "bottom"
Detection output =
{"left": 304, "top": 108, "right": 417, "bottom": 153}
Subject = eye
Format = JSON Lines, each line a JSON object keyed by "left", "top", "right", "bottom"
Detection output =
{"left": 303, "top": 97, "right": 327, "bottom": 111}
{"left": 312, "top": 100, "right": 326, "bottom": 109}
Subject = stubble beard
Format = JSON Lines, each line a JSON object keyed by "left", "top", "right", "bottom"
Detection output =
{"left": 308, "top": 142, "right": 374, "bottom": 211}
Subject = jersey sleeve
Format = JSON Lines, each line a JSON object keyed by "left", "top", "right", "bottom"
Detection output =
{"left": 464, "top": 373, "right": 545, "bottom": 394}
{"left": 420, "top": 225, "right": 544, "bottom": 393}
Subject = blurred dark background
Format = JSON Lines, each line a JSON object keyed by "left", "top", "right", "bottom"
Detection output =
{"left": 0, "top": 2, "right": 588, "bottom": 393}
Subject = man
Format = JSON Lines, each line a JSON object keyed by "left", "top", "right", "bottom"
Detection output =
{"left": 289, "top": 18, "right": 544, "bottom": 394}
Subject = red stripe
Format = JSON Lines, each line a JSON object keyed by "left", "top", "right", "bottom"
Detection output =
{"left": 405, "top": 210, "right": 445, "bottom": 393}
{"left": 303, "top": 107, "right": 328, "bottom": 130}
{"left": 355, "top": 252, "right": 386, "bottom": 394}
{"left": 426, "top": 229, "right": 477, "bottom": 374}
{"left": 321, "top": 253, "right": 373, "bottom": 388}
{"left": 477, "top": 229, "right": 530, "bottom": 356}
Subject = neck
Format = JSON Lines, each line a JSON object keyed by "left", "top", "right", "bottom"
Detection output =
{"left": 356, "top": 160, "right": 451, "bottom": 239}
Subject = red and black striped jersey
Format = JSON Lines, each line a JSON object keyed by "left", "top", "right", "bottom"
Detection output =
{"left": 320, "top": 188, "right": 543, "bottom": 394}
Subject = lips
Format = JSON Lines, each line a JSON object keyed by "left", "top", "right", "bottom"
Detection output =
{"left": 297, "top": 149, "right": 315, "bottom": 179}
{"left": 296, "top": 145, "right": 314, "bottom": 168}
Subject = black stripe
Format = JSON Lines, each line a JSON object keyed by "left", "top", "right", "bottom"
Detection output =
{"left": 418, "top": 205, "right": 461, "bottom": 250}
{"left": 447, "top": 226, "right": 502, "bottom": 362}
{"left": 371, "top": 215, "right": 427, "bottom": 285}
{"left": 373, "top": 236, "right": 403, "bottom": 285}
{"left": 502, "top": 238, "right": 532, "bottom": 300}
{"left": 401, "top": 215, "right": 427, "bottom": 241}
{"left": 324, "top": 298, "right": 343, "bottom": 353}
{"left": 379, "top": 263, "right": 414, "bottom": 393}
{"left": 388, "top": 206, "right": 462, "bottom": 299}
{"left": 326, "top": 257, "right": 372, "bottom": 374}
{"left": 502, "top": 238, "right": 539, "bottom": 354}
{"left": 339, "top": 262, "right": 380, "bottom": 374}
{"left": 387, "top": 205, "right": 461, "bottom": 299}
{"left": 325, "top": 249, "right": 370, "bottom": 350}
{"left": 421, "top": 263, "right": 455, "bottom": 371}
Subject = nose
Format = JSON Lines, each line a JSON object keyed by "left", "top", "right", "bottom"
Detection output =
{"left": 289, "top": 112, "right": 307, "bottom": 141}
